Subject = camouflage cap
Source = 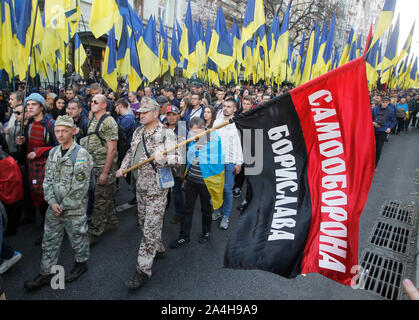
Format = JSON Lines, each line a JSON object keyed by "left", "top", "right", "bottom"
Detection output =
{"left": 55, "top": 115, "right": 76, "bottom": 128}
{"left": 137, "top": 96, "right": 160, "bottom": 113}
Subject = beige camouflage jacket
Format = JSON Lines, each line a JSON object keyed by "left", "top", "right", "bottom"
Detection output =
{"left": 120, "top": 122, "right": 184, "bottom": 191}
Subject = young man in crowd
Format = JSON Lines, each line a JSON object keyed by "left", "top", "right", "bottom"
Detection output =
{"left": 66, "top": 99, "right": 89, "bottom": 144}
{"left": 165, "top": 88, "right": 180, "bottom": 109}
{"left": 156, "top": 95, "right": 170, "bottom": 126}
{"left": 170, "top": 117, "right": 224, "bottom": 248}
{"left": 128, "top": 91, "right": 141, "bottom": 114}
{"left": 372, "top": 96, "right": 397, "bottom": 167}
{"left": 214, "top": 88, "right": 226, "bottom": 119}
{"left": 24, "top": 115, "right": 93, "bottom": 290}
{"left": 81, "top": 94, "right": 119, "bottom": 246}
{"left": 115, "top": 98, "right": 136, "bottom": 145}
{"left": 16, "top": 93, "right": 59, "bottom": 244}
{"left": 165, "top": 105, "right": 187, "bottom": 224}
{"left": 184, "top": 92, "right": 205, "bottom": 127}
{"left": 212, "top": 98, "right": 243, "bottom": 230}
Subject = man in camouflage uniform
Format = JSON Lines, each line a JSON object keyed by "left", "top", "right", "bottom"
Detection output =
{"left": 117, "top": 97, "right": 184, "bottom": 290}
{"left": 81, "top": 94, "right": 119, "bottom": 246}
{"left": 24, "top": 116, "right": 93, "bottom": 290}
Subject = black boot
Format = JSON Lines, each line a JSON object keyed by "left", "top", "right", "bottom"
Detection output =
{"left": 125, "top": 270, "right": 149, "bottom": 290}
{"left": 24, "top": 274, "right": 53, "bottom": 290}
{"left": 65, "top": 262, "right": 88, "bottom": 283}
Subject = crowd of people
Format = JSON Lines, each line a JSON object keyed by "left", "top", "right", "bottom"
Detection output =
{"left": 0, "top": 78, "right": 418, "bottom": 297}
{"left": 370, "top": 89, "right": 419, "bottom": 166}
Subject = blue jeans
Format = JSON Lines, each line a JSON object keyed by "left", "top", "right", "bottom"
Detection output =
{"left": 220, "top": 163, "right": 235, "bottom": 218}
{"left": 173, "top": 178, "right": 185, "bottom": 215}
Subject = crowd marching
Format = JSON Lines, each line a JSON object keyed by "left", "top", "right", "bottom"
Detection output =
{"left": 0, "top": 77, "right": 418, "bottom": 295}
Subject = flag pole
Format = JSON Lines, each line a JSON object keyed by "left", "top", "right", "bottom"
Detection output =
{"left": 122, "top": 120, "right": 232, "bottom": 175}
{"left": 21, "top": 0, "right": 40, "bottom": 136}
{"left": 80, "top": 14, "right": 94, "bottom": 75}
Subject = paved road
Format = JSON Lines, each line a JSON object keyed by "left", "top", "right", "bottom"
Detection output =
{"left": 2, "top": 128, "right": 418, "bottom": 300}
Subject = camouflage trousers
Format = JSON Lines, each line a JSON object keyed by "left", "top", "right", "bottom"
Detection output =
{"left": 89, "top": 166, "right": 118, "bottom": 237}
{"left": 40, "top": 208, "right": 89, "bottom": 275}
{"left": 136, "top": 187, "right": 169, "bottom": 278}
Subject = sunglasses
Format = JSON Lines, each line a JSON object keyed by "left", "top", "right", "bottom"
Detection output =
{"left": 14, "top": 111, "right": 22, "bottom": 115}
{"left": 92, "top": 100, "right": 100, "bottom": 104}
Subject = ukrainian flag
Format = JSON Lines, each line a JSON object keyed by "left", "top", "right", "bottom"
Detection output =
{"left": 128, "top": 32, "right": 143, "bottom": 92}
{"left": 74, "top": 32, "right": 87, "bottom": 76}
{"left": 0, "top": 0, "right": 17, "bottom": 76}
{"left": 381, "top": 15, "right": 400, "bottom": 84}
{"left": 102, "top": 26, "right": 118, "bottom": 91}
{"left": 301, "top": 25, "right": 316, "bottom": 85}
{"left": 89, "top": 0, "right": 121, "bottom": 39}
{"left": 396, "top": 21, "right": 415, "bottom": 65}
{"left": 138, "top": 15, "right": 160, "bottom": 83}
{"left": 339, "top": 28, "right": 354, "bottom": 67}
{"left": 267, "top": 13, "right": 279, "bottom": 74}
{"left": 273, "top": 3, "right": 290, "bottom": 82}
{"left": 158, "top": 17, "right": 169, "bottom": 77}
{"left": 186, "top": 132, "right": 225, "bottom": 210}
{"left": 366, "top": 39, "right": 380, "bottom": 90}
{"left": 116, "top": 21, "right": 131, "bottom": 76}
{"left": 242, "top": 0, "right": 266, "bottom": 45}
{"left": 312, "top": 21, "right": 328, "bottom": 79}
{"left": 369, "top": 0, "right": 397, "bottom": 52}
{"left": 208, "top": 5, "right": 234, "bottom": 71}
{"left": 323, "top": 14, "right": 336, "bottom": 73}
{"left": 409, "top": 57, "right": 418, "bottom": 88}
{"left": 179, "top": 1, "right": 197, "bottom": 78}
{"left": 170, "top": 23, "right": 181, "bottom": 77}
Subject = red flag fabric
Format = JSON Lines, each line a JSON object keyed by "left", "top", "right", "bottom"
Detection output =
{"left": 291, "top": 57, "right": 376, "bottom": 285}
{"left": 0, "top": 156, "right": 24, "bottom": 204}
{"left": 225, "top": 57, "right": 375, "bottom": 287}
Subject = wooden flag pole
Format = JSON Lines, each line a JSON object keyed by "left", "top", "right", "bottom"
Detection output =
{"left": 122, "top": 120, "right": 232, "bottom": 175}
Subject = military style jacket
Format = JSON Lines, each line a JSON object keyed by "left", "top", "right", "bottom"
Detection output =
{"left": 81, "top": 114, "right": 119, "bottom": 168}
{"left": 120, "top": 122, "right": 184, "bottom": 192}
{"left": 43, "top": 141, "right": 93, "bottom": 215}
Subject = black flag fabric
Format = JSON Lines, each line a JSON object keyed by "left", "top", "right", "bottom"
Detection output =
{"left": 224, "top": 57, "right": 376, "bottom": 286}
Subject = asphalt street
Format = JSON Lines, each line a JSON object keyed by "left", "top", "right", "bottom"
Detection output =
{"left": 2, "top": 127, "right": 418, "bottom": 300}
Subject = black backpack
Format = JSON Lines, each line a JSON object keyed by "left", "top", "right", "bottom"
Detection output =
{"left": 88, "top": 114, "right": 129, "bottom": 164}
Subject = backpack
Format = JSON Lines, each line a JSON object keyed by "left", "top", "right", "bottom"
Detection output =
{"left": 50, "top": 145, "right": 96, "bottom": 191}
{"left": 87, "top": 114, "right": 129, "bottom": 164}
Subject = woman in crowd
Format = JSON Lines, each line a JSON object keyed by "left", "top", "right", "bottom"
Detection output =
{"left": 396, "top": 97, "right": 410, "bottom": 134}
{"left": 203, "top": 105, "right": 216, "bottom": 129}
{"left": 50, "top": 96, "right": 66, "bottom": 120}
{"left": 180, "top": 97, "right": 191, "bottom": 120}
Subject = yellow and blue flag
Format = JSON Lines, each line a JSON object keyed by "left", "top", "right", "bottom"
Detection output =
{"left": 381, "top": 14, "right": 400, "bottom": 84}
{"left": 369, "top": 0, "right": 397, "bottom": 52}
{"left": 0, "top": 0, "right": 17, "bottom": 75}
{"left": 127, "top": 32, "right": 143, "bottom": 91}
{"left": 301, "top": 25, "right": 316, "bottom": 85}
{"left": 396, "top": 21, "right": 415, "bottom": 65}
{"left": 339, "top": 28, "right": 354, "bottom": 66}
{"left": 323, "top": 14, "right": 336, "bottom": 72}
{"left": 242, "top": 0, "right": 265, "bottom": 45}
{"left": 274, "top": 3, "right": 290, "bottom": 82}
{"left": 116, "top": 21, "right": 131, "bottom": 76}
{"left": 158, "top": 17, "right": 169, "bottom": 77}
{"left": 102, "top": 26, "right": 118, "bottom": 91}
{"left": 170, "top": 23, "right": 181, "bottom": 77}
{"left": 186, "top": 132, "right": 225, "bottom": 210}
{"left": 89, "top": 0, "right": 121, "bottom": 39}
{"left": 138, "top": 15, "right": 160, "bottom": 83}
{"left": 208, "top": 5, "right": 234, "bottom": 71}
{"left": 74, "top": 32, "right": 87, "bottom": 76}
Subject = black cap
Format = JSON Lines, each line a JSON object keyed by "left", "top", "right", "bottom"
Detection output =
{"left": 156, "top": 95, "right": 169, "bottom": 106}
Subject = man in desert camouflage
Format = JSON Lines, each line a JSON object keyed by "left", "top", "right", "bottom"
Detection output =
{"left": 116, "top": 97, "right": 184, "bottom": 290}
{"left": 24, "top": 116, "right": 93, "bottom": 290}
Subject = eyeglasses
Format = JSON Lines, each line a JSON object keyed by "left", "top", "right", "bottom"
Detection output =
{"left": 14, "top": 111, "right": 22, "bottom": 115}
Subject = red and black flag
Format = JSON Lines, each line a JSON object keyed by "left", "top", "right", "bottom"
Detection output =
{"left": 224, "top": 57, "right": 376, "bottom": 286}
